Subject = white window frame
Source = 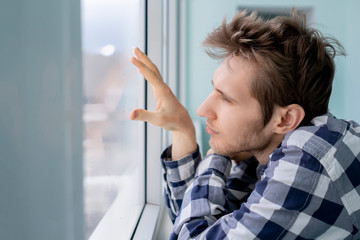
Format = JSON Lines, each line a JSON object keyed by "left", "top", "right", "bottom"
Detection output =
{"left": 133, "top": 0, "right": 182, "bottom": 238}
{"left": 84, "top": 0, "right": 148, "bottom": 239}
{"left": 132, "top": 0, "right": 164, "bottom": 238}
{"left": 88, "top": 0, "right": 180, "bottom": 238}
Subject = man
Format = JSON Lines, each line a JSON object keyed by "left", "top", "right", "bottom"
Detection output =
{"left": 130, "top": 10, "right": 360, "bottom": 239}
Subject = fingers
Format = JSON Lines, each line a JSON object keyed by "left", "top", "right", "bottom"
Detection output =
{"left": 130, "top": 108, "right": 158, "bottom": 124}
{"left": 230, "top": 152, "right": 253, "bottom": 162}
{"left": 131, "top": 53, "right": 164, "bottom": 90}
{"left": 206, "top": 148, "right": 214, "bottom": 155}
{"left": 134, "top": 48, "right": 161, "bottom": 75}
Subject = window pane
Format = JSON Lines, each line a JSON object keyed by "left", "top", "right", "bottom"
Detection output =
{"left": 81, "top": 0, "right": 145, "bottom": 238}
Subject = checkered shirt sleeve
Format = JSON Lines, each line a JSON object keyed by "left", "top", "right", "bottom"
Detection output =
{"left": 161, "top": 145, "right": 202, "bottom": 222}
{"left": 162, "top": 146, "right": 259, "bottom": 224}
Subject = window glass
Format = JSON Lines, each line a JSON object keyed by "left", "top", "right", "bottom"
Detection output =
{"left": 81, "top": 0, "right": 145, "bottom": 238}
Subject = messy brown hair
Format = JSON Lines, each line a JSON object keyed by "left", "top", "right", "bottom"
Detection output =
{"left": 203, "top": 9, "right": 345, "bottom": 126}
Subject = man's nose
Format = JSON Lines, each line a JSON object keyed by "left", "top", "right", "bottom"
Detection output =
{"left": 197, "top": 94, "right": 216, "bottom": 119}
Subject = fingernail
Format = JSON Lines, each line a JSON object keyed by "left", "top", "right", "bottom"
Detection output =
{"left": 132, "top": 110, "right": 137, "bottom": 119}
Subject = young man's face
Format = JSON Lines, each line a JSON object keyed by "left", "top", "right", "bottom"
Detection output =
{"left": 197, "top": 56, "right": 275, "bottom": 160}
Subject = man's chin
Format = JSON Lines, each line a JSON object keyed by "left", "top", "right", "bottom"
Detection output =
{"left": 209, "top": 142, "right": 229, "bottom": 156}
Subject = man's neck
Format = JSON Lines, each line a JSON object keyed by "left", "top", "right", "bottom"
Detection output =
{"left": 254, "top": 134, "right": 285, "bottom": 165}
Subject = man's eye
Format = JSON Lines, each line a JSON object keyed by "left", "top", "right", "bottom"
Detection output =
{"left": 221, "top": 95, "right": 232, "bottom": 103}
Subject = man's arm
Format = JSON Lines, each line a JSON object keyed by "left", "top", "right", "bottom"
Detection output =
{"left": 170, "top": 146, "right": 332, "bottom": 240}
{"left": 161, "top": 146, "right": 202, "bottom": 222}
{"left": 161, "top": 147, "right": 260, "bottom": 225}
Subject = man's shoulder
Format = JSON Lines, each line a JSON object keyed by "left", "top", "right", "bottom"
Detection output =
{"left": 282, "top": 113, "right": 360, "bottom": 158}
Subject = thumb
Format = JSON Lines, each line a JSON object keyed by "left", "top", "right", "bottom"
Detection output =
{"left": 130, "top": 108, "right": 157, "bottom": 123}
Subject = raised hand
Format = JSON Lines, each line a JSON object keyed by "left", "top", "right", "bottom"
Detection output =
{"left": 130, "top": 48, "right": 197, "bottom": 160}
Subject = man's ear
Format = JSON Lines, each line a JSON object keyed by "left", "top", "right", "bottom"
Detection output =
{"left": 273, "top": 104, "right": 305, "bottom": 135}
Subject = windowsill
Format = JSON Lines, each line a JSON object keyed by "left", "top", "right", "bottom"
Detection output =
{"left": 132, "top": 204, "right": 161, "bottom": 240}
{"left": 88, "top": 174, "right": 144, "bottom": 240}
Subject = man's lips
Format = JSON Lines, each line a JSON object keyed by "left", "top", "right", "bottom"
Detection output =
{"left": 206, "top": 123, "right": 219, "bottom": 135}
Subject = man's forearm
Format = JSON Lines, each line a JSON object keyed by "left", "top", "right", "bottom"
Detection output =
{"left": 161, "top": 144, "right": 201, "bottom": 221}
{"left": 171, "top": 127, "right": 197, "bottom": 160}
{"left": 171, "top": 154, "right": 232, "bottom": 239}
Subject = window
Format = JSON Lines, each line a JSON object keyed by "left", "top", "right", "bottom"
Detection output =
{"left": 81, "top": 0, "right": 146, "bottom": 238}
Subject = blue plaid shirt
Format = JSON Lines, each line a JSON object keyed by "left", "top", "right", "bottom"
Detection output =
{"left": 161, "top": 114, "right": 360, "bottom": 239}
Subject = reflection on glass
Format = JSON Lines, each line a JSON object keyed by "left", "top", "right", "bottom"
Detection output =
{"left": 81, "top": 0, "right": 144, "bottom": 238}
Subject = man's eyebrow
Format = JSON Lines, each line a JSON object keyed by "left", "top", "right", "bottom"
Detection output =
{"left": 211, "top": 79, "right": 237, "bottom": 103}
